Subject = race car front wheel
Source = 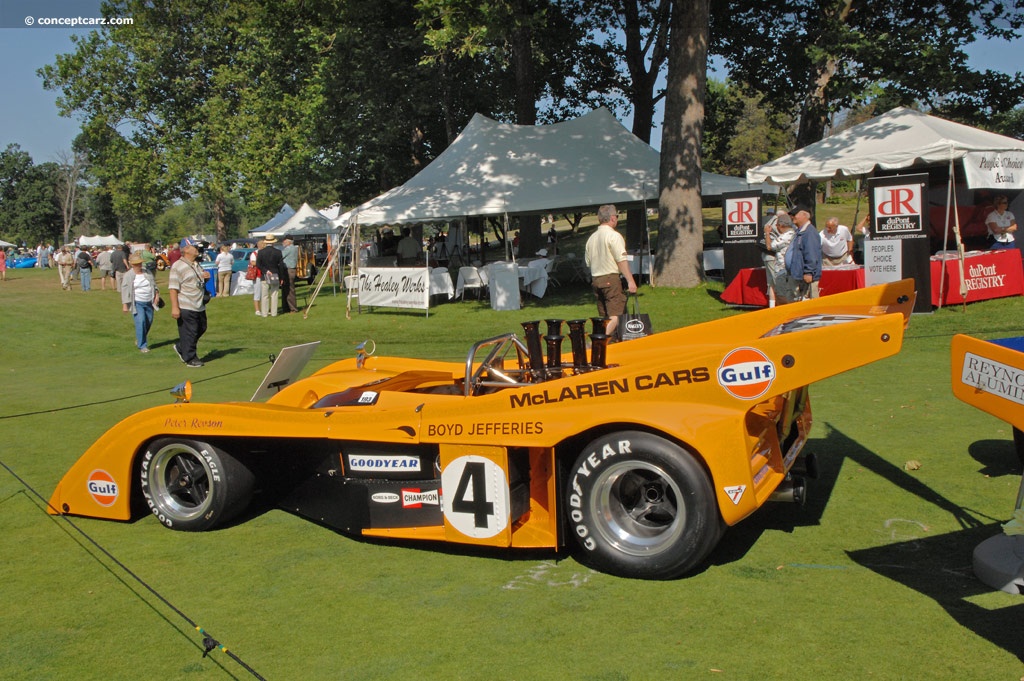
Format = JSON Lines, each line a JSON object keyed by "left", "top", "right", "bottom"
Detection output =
{"left": 140, "top": 438, "right": 255, "bottom": 531}
{"left": 565, "top": 431, "right": 721, "bottom": 579}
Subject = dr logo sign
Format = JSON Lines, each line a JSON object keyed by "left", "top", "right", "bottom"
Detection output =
{"left": 717, "top": 347, "right": 776, "bottom": 399}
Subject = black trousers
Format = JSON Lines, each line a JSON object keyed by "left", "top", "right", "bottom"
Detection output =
{"left": 176, "top": 308, "right": 208, "bottom": 362}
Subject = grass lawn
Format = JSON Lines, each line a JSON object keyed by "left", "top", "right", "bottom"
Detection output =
{"left": 2, "top": 253, "right": 1023, "bottom": 680}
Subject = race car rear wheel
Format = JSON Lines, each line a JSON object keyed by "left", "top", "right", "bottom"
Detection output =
{"left": 565, "top": 431, "right": 721, "bottom": 579}
{"left": 140, "top": 438, "right": 254, "bottom": 531}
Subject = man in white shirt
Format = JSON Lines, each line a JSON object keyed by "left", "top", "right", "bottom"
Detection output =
{"left": 820, "top": 217, "right": 854, "bottom": 267}
{"left": 585, "top": 204, "right": 637, "bottom": 338}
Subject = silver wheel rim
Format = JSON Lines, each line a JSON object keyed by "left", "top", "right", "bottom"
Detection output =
{"left": 589, "top": 460, "right": 685, "bottom": 557}
{"left": 148, "top": 443, "right": 214, "bottom": 522}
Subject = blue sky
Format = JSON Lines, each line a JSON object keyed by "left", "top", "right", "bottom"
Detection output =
{"left": 0, "top": 2, "right": 1021, "bottom": 163}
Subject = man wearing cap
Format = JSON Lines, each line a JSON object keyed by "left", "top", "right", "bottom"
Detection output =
{"left": 56, "top": 246, "right": 75, "bottom": 290}
{"left": 168, "top": 244, "right": 210, "bottom": 367}
{"left": 787, "top": 208, "right": 822, "bottom": 299}
{"left": 585, "top": 204, "right": 637, "bottom": 338}
{"left": 255, "top": 234, "right": 285, "bottom": 317}
{"left": 280, "top": 236, "right": 300, "bottom": 313}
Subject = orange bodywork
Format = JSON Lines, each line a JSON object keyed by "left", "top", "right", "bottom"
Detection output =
{"left": 951, "top": 334, "right": 1024, "bottom": 431}
{"left": 50, "top": 279, "right": 914, "bottom": 551}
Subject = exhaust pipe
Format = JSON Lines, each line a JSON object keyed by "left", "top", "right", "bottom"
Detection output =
{"left": 521, "top": 321, "right": 546, "bottom": 382}
{"left": 567, "top": 319, "right": 589, "bottom": 372}
{"left": 768, "top": 476, "right": 807, "bottom": 505}
{"left": 789, "top": 452, "right": 818, "bottom": 480}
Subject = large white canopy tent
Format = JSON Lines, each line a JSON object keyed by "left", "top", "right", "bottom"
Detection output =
{"left": 0, "top": 238, "right": 14, "bottom": 248}
{"left": 249, "top": 203, "right": 295, "bottom": 237}
{"left": 336, "top": 108, "right": 772, "bottom": 228}
{"left": 747, "top": 107, "right": 1024, "bottom": 185}
{"left": 747, "top": 106, "right": 1024, "bottom": 305}
{"left": 262, "top": 202, "right": 335, "bottom": 237}
{"left": 78, "top": 235, "right": 123, "bottom": 247}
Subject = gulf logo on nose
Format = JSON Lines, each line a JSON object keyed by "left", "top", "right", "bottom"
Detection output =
{"left": 86, "top": 469, "right": 119, "bottom": 507}
{"left": 717, "top": 347, "right": 776, "bottom": 399}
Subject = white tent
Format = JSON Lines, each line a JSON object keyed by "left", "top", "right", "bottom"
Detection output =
{"left": 264, "top": 202, "right": 335, "bottom": 237}
{"left": 0, "top": 238, "right": 14, "bottom": 248}
{"left": 78, "top": 235, "right": 123, "bottom": 247}
{"left": 249, "top": 203, "right": 295, "bottom": 236}
{"left": 747, "top": 107, "right": 1024, "bottom": 184}
{"left": 337, "top": 108, "right": 771, "bottom": 227}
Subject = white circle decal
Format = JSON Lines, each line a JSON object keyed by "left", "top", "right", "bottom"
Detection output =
{"left": 441, "top": 455, "right": 510, "bottom": 539}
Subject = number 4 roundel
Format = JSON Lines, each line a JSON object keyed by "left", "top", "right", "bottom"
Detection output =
{"left": 441, "top": 455, "right": 510, "bottom": 539}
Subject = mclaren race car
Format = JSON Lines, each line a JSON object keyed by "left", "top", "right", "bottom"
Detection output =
{"left": 50, "top": 279, "right": 914, "bottom": 579}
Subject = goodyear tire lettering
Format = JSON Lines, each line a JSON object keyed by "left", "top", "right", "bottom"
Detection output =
{"left": 564, "top": 431, "right": 722, "bottom": 580}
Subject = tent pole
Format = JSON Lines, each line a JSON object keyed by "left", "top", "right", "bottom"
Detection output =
{"left": 304, "top": 216, "right": 353, "bottom": 320}
{"left": 938, "top": 158, "right": 953, "bottom": 309}
{"left": 951, "top": 161, "right": 967, "bottom": 312}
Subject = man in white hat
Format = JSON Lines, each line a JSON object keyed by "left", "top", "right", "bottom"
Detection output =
{"left": 255, "top": 234, "right": 285, "bottom": 317}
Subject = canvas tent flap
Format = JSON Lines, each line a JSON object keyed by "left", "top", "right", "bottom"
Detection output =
{"left": 338, "top": 108, "right": 770, "bottom": 227}
{"left": 747, "top": 107, "right": 1024, "bottom": 184}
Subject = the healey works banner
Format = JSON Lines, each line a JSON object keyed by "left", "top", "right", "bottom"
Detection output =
{"left": 358, "top": 267, "right": 429, "bottom": 310}
{"left": 962, "top": 151, "right": 1024, "bottom": 190}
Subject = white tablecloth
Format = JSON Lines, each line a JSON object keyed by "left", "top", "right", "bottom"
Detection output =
{"left": 430, "top": 269, "right": 454, "bottom": 299}
{"left": 480, "top": 262, "right": 548, "bottom": 298}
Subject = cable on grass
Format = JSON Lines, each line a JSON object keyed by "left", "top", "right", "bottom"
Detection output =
{"left": 0, "top": 458, "right": 267, "bottom": 681}
{"left": 0, "top": 362, "right": 268, "bottom": 421}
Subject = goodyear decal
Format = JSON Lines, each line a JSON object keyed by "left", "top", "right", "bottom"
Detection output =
{"left": 87, "top": 469, "right": 119, "bottom": 507}
{"left": 347, "top": 454, "right": 420, "bottom": 472}
{"left": 717, "top": 348, "right": 776, "bottom": 400}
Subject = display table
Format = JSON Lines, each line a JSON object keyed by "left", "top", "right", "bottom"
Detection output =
{"left": 722, "top": 250, "right": 1024, "bottom": 308}
{"left": 721, "top": 265, "right": 865, "bottom": 306}
{"left": 930, "top": 249, "right": 1024, "bottom": 306}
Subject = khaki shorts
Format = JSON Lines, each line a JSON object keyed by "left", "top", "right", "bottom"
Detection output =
{"left": 592, "top": 273, "right": 626, "bottom": 319}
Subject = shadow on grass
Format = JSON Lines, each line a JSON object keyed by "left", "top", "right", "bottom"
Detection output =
{"left": 968, "top": 438, "right": 1024, "bottom": 478}
{"left": 710, "top": 422, "right": 1023, "bottom": 661}
{"left": 848, "top": 526, "right": 1024, "bottom": 662}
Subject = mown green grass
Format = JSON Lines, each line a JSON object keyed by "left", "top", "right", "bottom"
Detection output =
{"left": 2, "top": 262, "right": 1024, "bottom": 680}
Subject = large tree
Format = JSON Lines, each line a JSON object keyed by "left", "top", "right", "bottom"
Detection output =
{"left": 0, "top": 145, "right": 63, "bottom": 246}
{"left": 711, "top": 0, "right": 1024, "bottom": 205}
{"left": 657, "top": 0, "right": 709, "bottom": 288}
{"left": 41, "top": 0, "right": 334, "bottom": 239}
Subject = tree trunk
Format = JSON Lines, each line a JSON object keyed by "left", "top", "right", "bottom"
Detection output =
{"left": 655, "top": 0, "right": 709, "bottom": 288}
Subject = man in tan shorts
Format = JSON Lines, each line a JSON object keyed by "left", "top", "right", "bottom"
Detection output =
{"left": 585, "top": 204, "right": 638, "bottom": 338}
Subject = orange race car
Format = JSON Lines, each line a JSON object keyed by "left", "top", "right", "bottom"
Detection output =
{"left": 50, "top": 279, "right": 914, "bottom": 579}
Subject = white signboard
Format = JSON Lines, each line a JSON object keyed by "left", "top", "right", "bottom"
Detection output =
{"left": 864, "top": 239, "right": 903, "bottom": 288}
{"left": 961, "top": 352, "right": 1024, "bottom": 406}
{"left": 963, "top": 151, "right": 1024, "bottom": 190}
{"left": 358, "top": 267, "right": 429, "bottom": 310}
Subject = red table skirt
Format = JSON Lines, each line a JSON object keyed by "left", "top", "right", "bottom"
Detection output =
{"left": 721, "top": 251, "right": 1024, "bottom": 308}
{"left": 721, "top": 266, "right": 865, "bottom": 306}
{"left": 931, "top": 249, "right": 1024, "bottom": 306}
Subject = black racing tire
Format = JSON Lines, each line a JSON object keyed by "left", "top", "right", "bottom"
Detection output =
{"left": 565, "top": 431, "right": 721, "bottom": 579}
{"left": 156, "top": 259, "right": 167, "bottom": 271}
{"left": 139, "top": 438, "right": 254, "bottom": 531}
{"left": 1013, "top": 427, "right": 1024, "bottom": 469}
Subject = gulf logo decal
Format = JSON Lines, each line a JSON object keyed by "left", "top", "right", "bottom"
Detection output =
{"left": 717, "top": 347, "right": 776, "bottom": 399}
{"left": 86, "top": 469, "right": 119, "bottom": 507}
